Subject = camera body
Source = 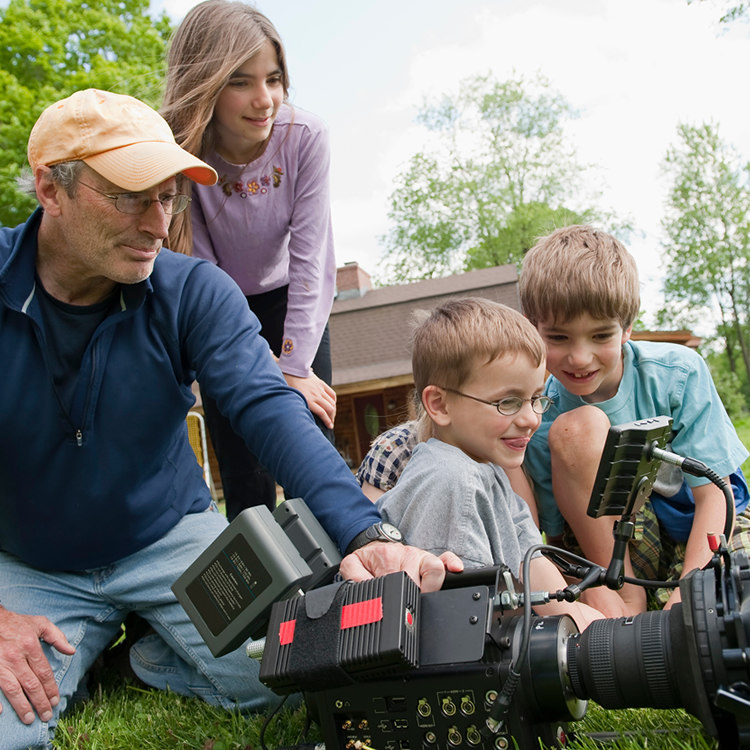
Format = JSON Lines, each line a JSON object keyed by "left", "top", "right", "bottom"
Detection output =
{"left": 261, "top": 567, "right": 585, "bottom": 750}
{"left": 258, "top": 547, "right": 750, "bottom": 750}
{"left": 175, "top": 416, "right": 750, "bottom": 748}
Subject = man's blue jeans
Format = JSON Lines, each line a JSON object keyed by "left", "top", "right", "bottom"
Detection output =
{"left": 0, "top": 505, "right": 281, "bottom": 749}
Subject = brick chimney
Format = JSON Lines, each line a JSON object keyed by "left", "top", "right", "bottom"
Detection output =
{"left": 336, "top": 262, "right": 372, "bottom": 300}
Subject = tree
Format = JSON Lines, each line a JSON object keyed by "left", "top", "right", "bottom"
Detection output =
{"left": 688, "top": 0, "right": 749, "bottom": 24}
{"left": 464, "top": 201, "right": 597, "bottom": 271}
{"left": 378, "top": 72, "right": 606, "bottom": 284}
{"left": 659, "top": 122, "right": 750, "bottom": 389}
{"left": 0, "top": 0, "right": 173, "bottom": 227}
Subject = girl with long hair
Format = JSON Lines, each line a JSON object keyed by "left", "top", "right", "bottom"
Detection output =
{"left": 161, "top": 0, "right": 336, "bottom": 519}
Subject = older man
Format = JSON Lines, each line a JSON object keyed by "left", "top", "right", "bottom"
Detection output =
{"left": 0, "top": 89, "right": 460, "bottom": 750}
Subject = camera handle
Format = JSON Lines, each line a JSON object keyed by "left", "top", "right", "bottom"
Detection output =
{"left": 600, "top": 469, "right": 650, "bottom": 592}
{"left": 604, "top": 515, "right": 636, "bottom": 590}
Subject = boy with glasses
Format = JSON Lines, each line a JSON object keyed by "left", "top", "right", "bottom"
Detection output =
{"left": 377, "top": 297, "right": 603, "bottom": 630}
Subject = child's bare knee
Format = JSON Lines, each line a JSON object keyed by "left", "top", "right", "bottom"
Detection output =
{"left": 549, "top": 406, "right": 610, "bottom": 458}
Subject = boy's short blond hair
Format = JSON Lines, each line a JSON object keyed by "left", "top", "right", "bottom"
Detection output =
{"left": 520, "top": 225, "right": 640, "bottom": 328}
{"left": 412, "top": 298, "right": 545, "bottom": 439}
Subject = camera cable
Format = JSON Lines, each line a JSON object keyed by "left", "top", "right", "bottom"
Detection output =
{"left": 259, "top": 694, "right": 290, "bottom": 750}
{"left": 647, "top": 444, "right": 734, "bottom": 540}
{"left": 484, "top": 543, "right": 542, "bottom": 735}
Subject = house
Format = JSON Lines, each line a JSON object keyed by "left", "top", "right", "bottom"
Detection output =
{"left": 630, "top": 330, "right": 702, "bottom": 348}
{"left": 194, "top": 262, "right": 703, "bottom": 492}
{"left": 329, "top": 262, "right": 522, "bottom": 467}
{"left": 329, "top": 263, "right": 704, "bottom": 470}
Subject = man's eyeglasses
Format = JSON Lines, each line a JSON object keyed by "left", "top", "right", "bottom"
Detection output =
{"left": 78, "top": 181, "right": 191, "bottom": 215}
{"left": 443, "top": 388, "right": 553, "bottom": 416}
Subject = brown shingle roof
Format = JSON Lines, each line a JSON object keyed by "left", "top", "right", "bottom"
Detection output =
{"left": 330, "top": 266, "right": 520, "bottom": 386}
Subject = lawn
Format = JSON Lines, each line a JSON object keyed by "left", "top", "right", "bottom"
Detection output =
{"left": 51, "top": 666, "right": 713, "bottom": 750}
{"left": 49, "top": 611, "right": 718, "bottom": 750}
{"left": 50, "top": 421, "right": 750, "bottom": 749}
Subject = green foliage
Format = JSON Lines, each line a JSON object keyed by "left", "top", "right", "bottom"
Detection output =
{"left": 721, "top": 2, "right": 750, "bottom": 21}
{"left": 659, "top": 122, "right": 750, "bottom": 389}
{"left": 706, "top": 349, "right": 749, "bottom": 418}
{"left": 689, "top": 0, "right": 750, "bottom": 24}
{"left": 0, "top": 0, "right": 173, "bottom": 228}
{"left": 377, "top": 72, "right": 612, "bottom": 284}
{"left": 465, "top": 201, "right": 597, "bottom": 271}
{"left": 733, "top": 417, "right": 750, "bottom": 476}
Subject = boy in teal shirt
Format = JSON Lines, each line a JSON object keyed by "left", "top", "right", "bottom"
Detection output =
{"left": 521, "top": 225, "right": 749, "bottom": 617}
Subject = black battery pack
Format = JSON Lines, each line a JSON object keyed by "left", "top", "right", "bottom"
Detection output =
{"left": 260, "top": 571, "right": 420, "bottom": 693}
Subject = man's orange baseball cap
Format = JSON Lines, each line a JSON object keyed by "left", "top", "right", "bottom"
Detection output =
{"left": 28, "top": 89, "right": 217, "bottom": 190}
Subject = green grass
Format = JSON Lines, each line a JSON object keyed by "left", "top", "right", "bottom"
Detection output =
{"left": 52, "top": 676, "right": 713, "bottom": 750}
{"left": 50, "top": 646, "right": 715, "bottom": 750}
{"left": 53, "top": 669, "right": 313, "bottom": 750}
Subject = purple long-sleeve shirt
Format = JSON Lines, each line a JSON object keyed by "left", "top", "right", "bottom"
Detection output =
{"left": 191, "top": 105, "right": 335, "bottom": 377}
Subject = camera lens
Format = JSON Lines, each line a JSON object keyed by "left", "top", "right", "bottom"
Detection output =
{"left": 566, "top": 611, "right": 683, "bottom": 709}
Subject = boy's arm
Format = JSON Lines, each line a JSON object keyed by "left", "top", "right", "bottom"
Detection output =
{"left": 666, "top": 479, "right": 732, "bottom": 609}
{"left": 506, "top": 466, "right": 539, "bottom": 527}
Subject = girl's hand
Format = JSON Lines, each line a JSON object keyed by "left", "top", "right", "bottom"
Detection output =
{"left": 284, "top": 372, "right": 337, "bottom": 429}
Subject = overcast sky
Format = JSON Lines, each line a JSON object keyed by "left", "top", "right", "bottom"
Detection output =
{"left": 152, "top": 0, "right": 749, "bottom": 327}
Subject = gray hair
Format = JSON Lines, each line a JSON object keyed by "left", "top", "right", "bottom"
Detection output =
{"left": 17, "top": 160, "right": 85, "bottom": 199}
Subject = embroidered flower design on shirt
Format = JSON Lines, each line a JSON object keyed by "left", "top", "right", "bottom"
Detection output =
{"left": 282, "top": 338, "right": 294, "bottom": 354}
{"left": 215, "top": 169, "right": 283, "bottom": 197}
{"left": 218, "top": 176, "right": 233, "bottom": 197}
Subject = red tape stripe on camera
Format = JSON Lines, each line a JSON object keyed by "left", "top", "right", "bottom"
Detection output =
{"left": 277, "top": 597, "right": 384, "bottom": 645}
{"left": 340, "top": 597, "right": 383, "bottom": 629}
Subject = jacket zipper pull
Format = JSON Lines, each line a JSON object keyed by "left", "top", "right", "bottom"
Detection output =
{"left": 76, "top": 429, "right": 83, "bottom": 447}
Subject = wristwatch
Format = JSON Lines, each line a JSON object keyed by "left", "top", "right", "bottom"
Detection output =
{"left": 346, "top": 522, "right": 404, "bottom": 555}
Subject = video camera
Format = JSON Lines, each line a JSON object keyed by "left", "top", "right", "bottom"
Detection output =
{"left": 173, "top": 416, "right": 750, "bottom": 749}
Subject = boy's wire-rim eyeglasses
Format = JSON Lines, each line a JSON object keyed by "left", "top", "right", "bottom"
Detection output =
{"left": 442, "top": 388, "right": 553, "bottom": 416}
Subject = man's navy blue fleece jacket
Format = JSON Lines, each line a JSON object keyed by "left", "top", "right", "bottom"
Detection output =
{"left": 0, "top": 208, "right": 380, "bottom": 571}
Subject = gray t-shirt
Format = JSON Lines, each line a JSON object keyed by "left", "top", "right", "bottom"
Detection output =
{"left": 377, "top": 438, "right": 542, "bottom": 576}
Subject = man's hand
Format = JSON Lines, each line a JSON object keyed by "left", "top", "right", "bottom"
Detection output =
{"left": 0, "top": 607, "right": 75, "bottom": 724}
{"left": 284, "top": 372, "right": 337, "bottom": 429}
{"left": 340, "top": 543, "right": 463, "bottom": 592}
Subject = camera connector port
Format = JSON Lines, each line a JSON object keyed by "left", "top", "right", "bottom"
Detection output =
{"left": 424, "top": 731, "right": 437, "bottom": 747}
{"left": 441, "top": 696, "right": 457, "bottom": 716}
{"left": 417, "top": 699, "right": 432, "bottom": 717}
{"left": 494, "top": 737, "right": 509, "bottom": 750}
{"left": 447, "top": 726, "right": 463, "bottom": 747}
{"left": 466, "top": 725, "right": 482, "bottom": 745}
{"left": 460, "top": 695, "right": 475, "bottom": 715}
